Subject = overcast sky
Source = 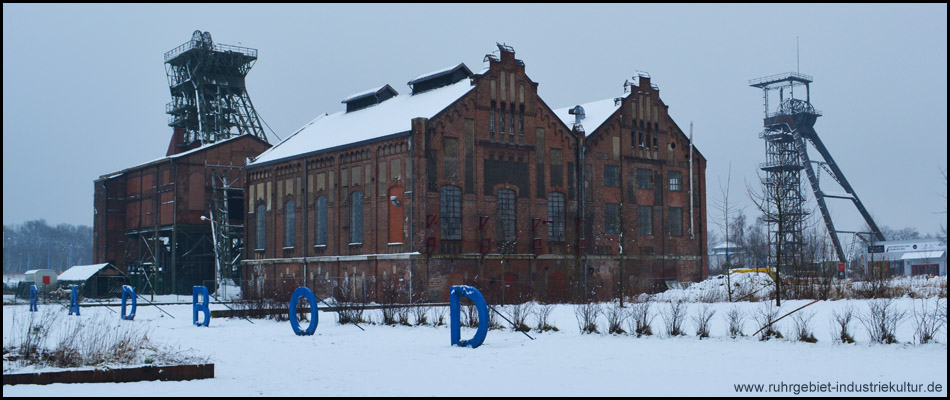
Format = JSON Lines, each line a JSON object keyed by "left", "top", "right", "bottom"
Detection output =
{"left": 3, "top": 4, "right": 947, "bottom": 245}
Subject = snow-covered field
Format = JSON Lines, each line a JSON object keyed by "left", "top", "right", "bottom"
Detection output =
{"left": 4, "top": 290, "right": 946, "bottom": 397}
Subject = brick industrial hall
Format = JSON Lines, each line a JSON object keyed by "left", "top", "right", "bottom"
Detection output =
{"left": 94, "top": 32, "right": 707, "bottom": 303}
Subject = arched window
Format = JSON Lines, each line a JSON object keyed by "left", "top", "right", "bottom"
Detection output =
{"left": 350, "top": 191, "right": 363, "bottom": 244}
{"left": 440, "top": 185, "right": 462, "bottom": 240}
{"left": 255, "top": 204, "right": 266, "bottom": 250}
{"left": 315, "top": 196, "right": 327, "bottom": 246}
{"left": 497, "top": 189, "right": 516, "bottom": 243}
{"left": 284, "top": 200, "right": 295, "bottom": 248}
{"left": 547, "top": 192, "right": 565, "bottom": 242}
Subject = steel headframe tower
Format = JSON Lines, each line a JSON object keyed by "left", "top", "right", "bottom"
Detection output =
{"left": 750, "top": 72, "right": 884, "bottom": 272}
{"left": 165, "top": 30, "right": 268, "bottom": 149}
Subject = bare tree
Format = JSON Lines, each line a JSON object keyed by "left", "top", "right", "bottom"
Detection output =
{"left": 712, "top": 164, "right": 744, "bottom": 301}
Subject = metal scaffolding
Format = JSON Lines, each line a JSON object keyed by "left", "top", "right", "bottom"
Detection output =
{"left": 165, "top": 30, "right": 267, "bottom": 149}
{"left": 750, "top": 72, "right": 884, "bottom": 273}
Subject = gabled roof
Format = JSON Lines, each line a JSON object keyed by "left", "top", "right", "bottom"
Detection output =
{"left": 58, "top": 263, "right": 120, "bottom": 282}
{"left": 408, "top": 63, "right": 473, "bottom": 86}
{"left": 250, "top": 78, "right": 474, "bottom": 167}
{"left": 97, "top": 134, "right": 269, "bottom": 181}
{"left": 553, "top": 95, "right": 627, "bottom": 137}
{"left": 341, "top": 84, "right": 399, "bottom": 104}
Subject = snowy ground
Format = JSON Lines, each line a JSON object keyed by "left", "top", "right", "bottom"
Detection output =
{"left": 3, "top": 294, "right": 946, "bottom": 396}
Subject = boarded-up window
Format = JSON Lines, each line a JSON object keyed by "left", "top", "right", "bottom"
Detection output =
{"left": 536, "top": 128, "right": 545, "bottom": 198}
{"left": 391, "top": 158, "right": 401, "bottom": 181}
{"left": 440, "top": 185, "right": 462, "bottom": 240}
{"left": 547, "top": 192, "right": 565, "bottom": 242}
{"left": 352, "top": 165, "right": 362, "bottom": 186}
{"left": 379, "top": 162, "right": 386, "bottom": 194}
{"left": 316, "top": 172, "right": 326, "bottom": 192}
{"left": 550, "top": 148, "right": 563, "bottom": 187}
{"left": 248, "top": 184, "right": 256, "bottom": 213}
{"left": 465, "top": 119, "right": 474, "bottom": 193}
{"left": 613, "top": 136, "right": 621, "bottom": 161}
{"left": 444, "top": 137, "right": 459, "bottom": 180}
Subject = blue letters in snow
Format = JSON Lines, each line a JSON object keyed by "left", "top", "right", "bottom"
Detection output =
{"left": 450, "top": 285, "right": 489, "bottom": 348}
{"left": 193, "top": 286, "right": 210, "bottom": 327}
{"left": 289, "top": 287, "right": 319, "bottom": 335}
{"left": 121, "top": 285, "right": 137, "bottom": 320}
{"left": 68, "top": 285, "right": 80, "bottom": 316}
{"left": 29, "top": 285, "right": 38, "bottom": 312}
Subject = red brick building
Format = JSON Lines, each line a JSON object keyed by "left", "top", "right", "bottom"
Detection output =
{"left": 242, "top": 45, "right": 706, "bottom": 303}
{"left": 94, "top": 134, "right": 270, "bottom": 294}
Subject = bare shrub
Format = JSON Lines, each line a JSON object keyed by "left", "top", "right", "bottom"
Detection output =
{"left": 462, "top": 301, "right": 479, "bottom": 328}
{"left": 487, "top": 305, "right": 505, "bottom": 330}
{"left": 725, "top": 306, "right": 745, "bottom": 338}
{"left": 627, "top": 300, "right": 654, "bottom": 337}
{"left": 379, "top": 276, "right": 403, "bottom": 326}
{"left": 912, "top": 297, "right": 947, "bottom": 344}
{"left": 411, "top": 305, "right": 430, "bottom": 326}
{"left": 859, "top": 298, "right": 907, "bottom": 344}
{"left": 10, "top": 308, "right": 56, "bottom": 364}
{"left": 753, "top": 301, "right": 783, "bottom": 341}
{"left": 534, "top": 303, "right": 558, "bottom": 332}
{"left": 431, "top": 306, "right": 447, "bottom": 327}
{"left": 506, "top": 302, "right": 534, "bottom": 332}
{"left": 693, "top": 304, "right": 716, "bottom": 339}
{"left": 830, "top": 304, "right": 856, "bottom": 344}
{"left": 604, "top": 302, "right": 628, "bottom": 335}
{"left": 396, "top": 306, "right": 412, "bottom": 326}
{"left": 661, "top": 300, "right": 689, "bottom": 337}
{"left": 574, "top": 302, "right": 601, "bottom": 334}
{"left": 335, "top": 277, "right": 367, "bottom": 325}
{"left": 791, "top": 310, "right": 817, "bottom": 343}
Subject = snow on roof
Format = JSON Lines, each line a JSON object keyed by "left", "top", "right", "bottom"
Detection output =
{"left": 251, "top": 79, "right": 474, "bottom": 166}
{"left": 900, "top": 250, "right": 946, "bottom": 260}
{"left": 341, "top": 84, "right": 398, "bottom": 104}
{"left": 408, "top": 63, "right": 471, "bottom": 85}
{"left": 100, "top": 134, "right": 259, "bottom": 180}
{"left": 58, "top": 263, "right": 112, "bottom": 282}
{"left": 553, "top": 95, "right": 627, "bottom": 137}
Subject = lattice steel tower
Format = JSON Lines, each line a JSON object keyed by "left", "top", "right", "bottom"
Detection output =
{"left": 750, "top": 72, "right": 884, "bottom": 272}
{"left": 165, "top": 30, "right": 268, "bottom": 149}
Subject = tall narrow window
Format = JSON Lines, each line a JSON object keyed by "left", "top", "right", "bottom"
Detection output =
{"left": 440, "top": 185, "right": 462, "bottom": 240}
{"left": 500, "top": 103, "right": 506, "bottom": 139}
{"left": 670, "top": 207, "right": 683, "bottom": 236}
{"left": 350, "top": 191, "right": 363, "bottom": 244}
{"left": 255, "top": 204, "right": 266, "bottom": 250}
{"left": 284, "top": 200, "right": 295, "bottom": 248}
{"left": 669, "top": 171, "right": 683, "bottom": 191}
{"left": 637, "top": 168, "right": 654, "bottom": 189}
{"left": 605, "top": 204, "right": 620, "bottom": 234}
{"left": 518, "top": 105, "right": 524, "bottom": 137}
{"left": 443, "top": 137, "right": 459, "bottom": 180}
{"left": 489, "top": 101, "right": 496, "bottom": 138}
{"left": 547, "top": 192, "right": 565, "bottom": 242}
{"left": 315, "top": 196, "right": 327, "bottom": 246}
{"left": 653, "top": 125, "right": 659, "bottom": 150}
{"left": 497, "top": 189, "right": 516, "bottom": 243}
{"left": 604, "top": 165, "right": 620, "bottom": 187}
{"left": 509, "top": 103, "right": 515, "bottom": 134}
{"left": 638, "top": 205, "right": 653, "bottom": 235}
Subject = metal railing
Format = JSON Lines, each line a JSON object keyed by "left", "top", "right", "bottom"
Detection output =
{"left": 164, "top": 40, "right": 258, "bottom": 62}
